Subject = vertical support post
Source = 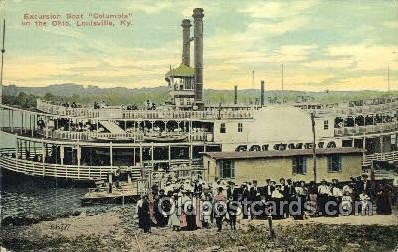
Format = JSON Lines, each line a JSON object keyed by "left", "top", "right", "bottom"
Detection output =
{"left": 23, "top": 140, "right": 27, "bottom": 159}
{"left": 110, "top": 141, "right": 113, "bottom": 167}
{"left": 60, "top": 145, "right": 64, "bottom": 165}
{"left": 168, "top": 145, "right": 171, "bottom": 162}
{"left": 189, "top": 120, "right": 192, "bottom": 141}
{"left": 11, "top": 109, "right": 13, "bottom": 132}
{"left": 168, "top": 145, "right": 171, "bottom": 172}
{"left": 33, "top": 114, "right": 36, "bottom": 134}
{"left": 151, "top": 144, "right": 154, "bottom": 168}
{"left": 30, "top": 114, "right": 33, "bottom": 137}
{"left": 42, "top": 142, "right": 46, "bottom": 162}
{"left": 311, "top": 112, "right": 317, "bottom": 184}
{"left": 189, "top": 144, "right": 193, "bottom": 175}
{"left": 133, "top": 147, "right": 136, "bottom": 166}
{"left": 260, "top": 80, "right": 265, "bottom": 107}
{"left": 21, "top": 111, "right": 23, "bottom": 135}
{"left": 234, "top": 85, "right": 238, "bottom": 105}
{"left": 15, "top": 138, "right": 19, "bottom": 159}
{"left": 140, "top": 144, "right": 143, "bottom": 166}
{"left": 77, "top": 144, "right": 81, "bottom": 179}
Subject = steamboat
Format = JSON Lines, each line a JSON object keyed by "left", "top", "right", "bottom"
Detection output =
{"left": 1, "top": 8, "right": 397, "bottom": 186}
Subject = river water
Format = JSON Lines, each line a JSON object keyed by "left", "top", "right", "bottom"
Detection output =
{"left": 0, "top": 132, "right": 119, "bottom": 219}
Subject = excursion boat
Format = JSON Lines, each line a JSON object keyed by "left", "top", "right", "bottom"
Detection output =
{"left": 1, "top": 8, "right": 397, "bottom": 186}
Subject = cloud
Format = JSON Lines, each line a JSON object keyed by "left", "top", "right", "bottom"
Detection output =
{"left": 327, "top": 43, "right": 398, "bottom": 71}
{"left": 206, "top": 44, "right": 316, "bottom": 65}
{"left": 5, "top": 0, "right": 398, "bottom": 92}
{"left": 384, "top": 20, "right": 398, "bottom": 29}
{"left": 129, "top": 1, "right": 173, "bottom": 14}
{"left": 241, "top": 0, "right": 318, "bottom": 19}
{"left": 330, "top": 75, "right": 395, "bottom": 91}
{"left": 303, "top": 58, "right": 354, "bottom": 69}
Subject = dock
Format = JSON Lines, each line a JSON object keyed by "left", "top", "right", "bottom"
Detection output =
{"left": 81, "top": 181, "right": 144, "bottom": 206}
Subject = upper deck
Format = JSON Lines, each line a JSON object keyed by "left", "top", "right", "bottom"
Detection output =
{"left": 37, "top": 97, "right": 398, "bottom": 120}
{"left": 36, "top": 99, "right": 255, "bottom": 120}
{"left": 295, "top": 97, "right": 398, "bottom": 116}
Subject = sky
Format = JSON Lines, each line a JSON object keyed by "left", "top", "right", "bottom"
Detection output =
{"left": 1, "top": 0, "right": 398, "bottom": 91}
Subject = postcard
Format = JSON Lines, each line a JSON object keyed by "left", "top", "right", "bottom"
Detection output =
{"left": 0, "top": 1, "right": 397, "bottom": 251}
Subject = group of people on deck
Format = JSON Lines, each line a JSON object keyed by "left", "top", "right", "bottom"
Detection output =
{"left": 136, "top": 174, "right": 395, "bottom": 233}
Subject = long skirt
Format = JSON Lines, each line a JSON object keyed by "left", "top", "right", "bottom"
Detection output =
{"left": 195, "top": 199, "right": 203, "bottom": 228}
{"left": 169, "top": 212, "right": 180, "bottom": 227}
{"left": 292, "top": 196, "right": 305, "bottom": 220}
{"left": 141, "top": 214, "right": 151, "bottom": 233}
{"left": 186, "top": 214, "right": 197, "bottom": 230}
{"left": 179, "top": 211, "right": 187, "bottom": 228}
{"left": 307, "top": 194, "right": 318, "bottom": 216}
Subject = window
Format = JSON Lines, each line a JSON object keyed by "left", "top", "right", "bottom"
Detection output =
{"left": 238, "top": 123, "right": 243, "bottom": 132}
{"left": 292, "top": 156, "right": 306, "bottom": 174}
{"left": 324, "top": 120, "right": 329, "bottom": 130}
{"left": 220, "top": 123, "right": 226, "bottom": 133}
{"left": 219, "top": 160, "right": 235, "bottom": 178}
{"left": 328, "top": 154, "right": 342, "bottom": 172}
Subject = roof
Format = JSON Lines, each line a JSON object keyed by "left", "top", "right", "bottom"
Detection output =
{"left": 165, "top": 64, "right": 195, "bottom": 78}
{"left": 203, "top": 148, "right": 364, "bottom": 160}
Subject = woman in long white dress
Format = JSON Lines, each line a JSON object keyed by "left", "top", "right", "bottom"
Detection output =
{"left": 168, "top": 196, "right": 180, "bottom": 231}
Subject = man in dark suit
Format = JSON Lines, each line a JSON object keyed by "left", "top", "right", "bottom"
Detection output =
{"left": 264, "top": 179, "right": 275, "bottom": 201}
{"left": 359, "top": 174, "right": 372, "bottom": 198}
{"left": 249, "top": 180, "right": 260, "bottom": 219}
{"left": 280, "top": 178, "right": 290, "bottom": 217}
{"left": 241, "top": 183, "right": 250, "bottom": 219}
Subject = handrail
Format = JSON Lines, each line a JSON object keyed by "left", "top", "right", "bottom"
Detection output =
{"left": 334, "top": 121, "right": 398, "bottom": 136}
{"left": 362, "top": 151, "right": 398, "bottom": 166}
{"left": 36, "top": 99, "right": 254, "bottom": 120}
{"left": 0, "top": 148, "right": 142, "bottom": 180}
{"left": 302, "top": 100, "right": 398, "bottom": 116}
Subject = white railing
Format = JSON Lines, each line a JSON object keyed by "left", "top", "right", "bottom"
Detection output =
{"left": 122, "top": 109, "right": 253, "bottom": 120}
{"left": 314, "top": 101, "right": 398, "bottom": 116}
{"left": 0, "top": 148, "right": 142, "bottom": 180}
{"left": 37, "top": 99, "right": 254, "bottom": 120}
{"left": 47, "top": 130, "right": 143, "bottom": 141}
{"left": 34, "top": 128, "right": 213, "bottom": 143}
{"left": 37, "top": 99, "right": 100, "bottom": 118}
{"left": 334, "top": 122, "right": 398, "bottom": 136}
{"left": 362, "top": 151, "right": 398, "bottom": 166}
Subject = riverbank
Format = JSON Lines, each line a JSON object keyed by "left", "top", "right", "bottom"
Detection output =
{"left": 1, "top": 205, "right": 397, "bottom": 251}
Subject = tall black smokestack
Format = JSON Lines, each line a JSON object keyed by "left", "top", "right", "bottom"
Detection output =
{"left": 261, "top": 80, "right": 265, "bottom": 107}
{"left": 181, "top": 19, "right": 191, "bottom": 66}
{"left": 234, "top": 85, "right": 238, "bottom": 105}
{"left": 193, "top": 8, "right": 204, "bottom": 103}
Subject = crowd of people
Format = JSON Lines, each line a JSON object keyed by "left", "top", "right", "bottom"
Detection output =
{"left": 135, "top": 174, "right": 395, "bottom": 233}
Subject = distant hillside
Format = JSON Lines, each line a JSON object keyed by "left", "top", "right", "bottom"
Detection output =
{"left": 3, "top": 83, "right": 395, "bottom": 106}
